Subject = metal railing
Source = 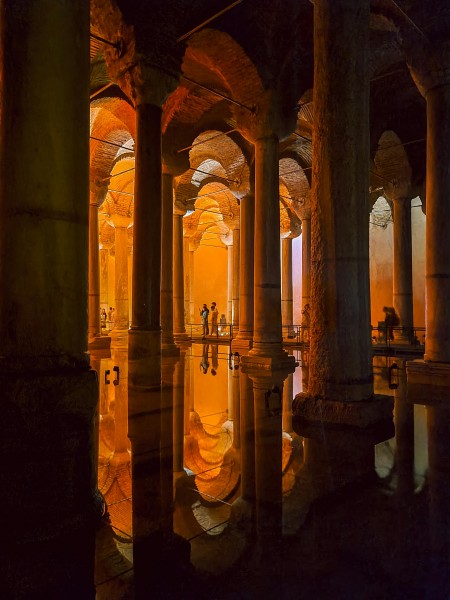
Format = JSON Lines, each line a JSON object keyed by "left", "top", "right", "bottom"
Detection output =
{"left": 186, "top": 322, "right": 234, "bottom": 340}
{"left": 371, "top": 324, "right": 425, "bottom": 351}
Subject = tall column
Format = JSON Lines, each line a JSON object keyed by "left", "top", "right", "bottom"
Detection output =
{"left": 282, "top": 372, "right": 294, "bottom": 433}
{"left": 281, "top": 237, "right": 293, "bottom": 325}
{"left": 88, "top": 176, "right": 107, "bottom": 343}
{"left": 247, "top": 134, "right": 293, "bottom": 364}
{"left": 232, "top": 227, "right": 240, "bottom": 329}
{"left": 112, "top": 220, "right": 130, "bottom": 339}
{"left": 301, "top": 214, "right": 311, "bottom": 309}
{"left": 189, "top": 245, "right": 195, "bottom": 324}
{"left": 161, "top": 172, "right": 174, "bottom": 347}
{"left": 301, "top": 0, "right": 374, "bottom": 404}
{"left": 227, "top": 242, "right": 233, "bottom": 323}
{"left": 232, "top": 192, "right": 255, "bottom": 350}
{"left": 100, "top": 246, "right": 110, "bottom": 307}
{"left": 424, "top": 84, "right": 450, "bottom": 362}
{"left": 0, "top": 1, "right": 97, "bottom": 597}
{"left": 124, "top": 68, "right": 182, "bottom": 590}
{"left": 173, "top": 210, "right": 188, "bottom": 339}
{"left": 406, "top": 38, "right": 450, "bottom": 390}
{"left": 173, "top": 351, "right": 186, "bottom": 473}
{"left": 393, "top": 197, "right": 414, "bottom": 342}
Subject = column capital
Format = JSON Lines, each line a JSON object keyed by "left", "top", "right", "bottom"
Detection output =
{"left": 407, "top": 38, "right": 450, "bottom": 97}
{"left": 235, "top": 90, "right": 297, "bottom": 143}
{"left": 118, "top": 61, "right": 179, "bottom": 107}
{"left": 382, "top": 177, "right": 413, "bottom": 204}
{"left": 89, "top": 173, "right": 109, "bottom": 207}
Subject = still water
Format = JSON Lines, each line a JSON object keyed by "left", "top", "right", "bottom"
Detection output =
{"left": 94, "top": 344, "right": 449, "bottom": 599}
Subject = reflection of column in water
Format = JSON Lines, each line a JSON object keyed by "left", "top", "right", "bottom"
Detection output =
{"left": 239, "top": 370, "right": 255, "bottom": 502}
{"left": 173, "top": 351, "right": 185, "bottom": 473}
{"left": 282, "top": 372, "right": 294, "bottom": 434}
{"left": 161, "top": 352, "right": 178, "bottom": 531}
{"left": 184, "top": 346, "right": 191, "bottom": 435}
{"left": 394, "top": 362, "right": 414, "bottom": 497}
{"left": 90, "top": 354, "right": 101, "bottom": 498}
{"left": 189, "top": 345, "right": 195, "bottom": 411}
{"left": 232, "top": 366, "right": 240, "bottom": 449}
{"left": 228, "top": 365, "right": 234, "bottom": 421}
{"left": 112, "top": 349, "right": 128, "bottom": 455}
{"left": 301, "top": 349, "right": 310, "bottom": 392}
{"left": 99, "top": 358, "right": 110, "bottom": 417}
{"left": 251, "top": 375, "right": 284, "bottom": 544}
{"left": 427, "top": 406, "right": 450, "bottom": 595}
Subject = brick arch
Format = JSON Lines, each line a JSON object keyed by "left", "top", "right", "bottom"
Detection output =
{"left": 90, "top": 103, "right": 134, "bottom": 180}
{"left": 374, "top": 130, "right": 412, "bottom": 194}
{"left": 184, "top": 28, "right": 264, "bottom": 108}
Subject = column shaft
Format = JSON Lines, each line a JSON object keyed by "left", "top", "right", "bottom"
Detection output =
{"left": 393, "top": 198, "right": 413, "bottom": 339}
{"left": 302, "top": 218, "right": 311, "bottom": 309}
{"left": 131, "top": 103, "right": 162, "bottom": 332}
{"left": 240, "top": 371, "right": 255, "bottom": 501}
{"left": 88, "top": 198, "right": 101, "bottom": 341}
{"left": 0, "top": 1, "right": 97, "bottom": 597}
{"left": 232, "top": 228, "right": 240, "bottom": 328}
{"left": 309, "top": 0, "right": 372, "bottom": 401}
{"left": 252, "top": 136, "right": 283, "bottom": 354}
{"left": 161, "top": 173, "right": 174, "bottom": 345}
{"left": 114, "top": 226, "right": 129, "bottom": 331}
{"left": 189, "top": 248, "right": 195, "bottom": 325}
{"left": 236, "top": 194, "right": 255, "bottom": 341}
{"left": 227, "top": 244, "right": 233, "bottom": 323}
{"left": 424, "top": 85, "right": 450, "bottom": 362}
{"left": 173, "top": 214, "right": 186, "bottom": 337}
{"left": 100, "top": 248, "right": 109, "bottom": 306}
{"left": 282, "top": 238, "right": 293, "bottom": 325}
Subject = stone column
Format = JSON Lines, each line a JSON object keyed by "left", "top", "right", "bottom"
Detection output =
{"left": 422, "top": 78, "right": 450, "bottom": 362}
{"left": 393, "top": 197, "right": 414, "bottom": 343}
{"left": 232, "top": 366, "right": 241, "bottom": 449}
{"left": 0, "top": 1, "right": 97, "bottom": 597}
{"left": 232, "top": 227, "right": 240, "bottom": 330}
{"left": 406, "top": 38, "right": 450, "bottom": 389}
{"left": 227, "top": 242, "right": 233, "bottom": 324}
{"left": 124, "top": 66, "right": 184, "bottom": 586}
{"left": 183, "top": 237, "right": 191, "bottom": 327}
{"left": 189, "top": 245, "right": 195, "bottom": 325}
{"left": 88, "top": 176, "right": 107, "bottom": 343}
{"left": 232, "top": 192, "right": 255, "bottom": 351}
{"left": 294, "top": 0, "right": 388, "bottom": 421}
{"left": 301, "top": 214, "right": 311, "bottom": 309}
{"left": 111, "top": 219, "right": 130, "bottom": 344}
{"left": 251, "top": 135, "right": 284, "bottom": 358}
{"left": 100, "top": 246, "right": 110, "bottom": 307}
{"left": 281, "top": 237, "right": 293, "bottom": 326}
{"left": 173, "top": 209, "right": 188, "bottom": 339}
{"left": 161, "top": 172, "right": 174, "bottom": 347}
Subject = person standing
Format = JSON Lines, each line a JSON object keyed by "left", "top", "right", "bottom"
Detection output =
{"left": 199, "top": 303, "right": 209, "bottom": 339}
{"left": 210, "top": 302, "right": 219, "bottom": 337}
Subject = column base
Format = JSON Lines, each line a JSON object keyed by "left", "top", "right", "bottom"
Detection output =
{"left": 174, "top": 331, "right": 189, "bottom": 342}
{"left": 88, "top": 335, "right": 111, "bottom": 353}
{"left": 231, "top": 337, "right": 253, "bottom": 353}
{"left": 241, "top": 350, "right": 296, "bottom": 375}
{"left": 109, "top": 328, "right": 129, "bottom": 349}
{"left": 292, "top": 393, "right": 393, "bottom": 428}
{"left": 407, "top": 359, "right": 450, "bottom": 406}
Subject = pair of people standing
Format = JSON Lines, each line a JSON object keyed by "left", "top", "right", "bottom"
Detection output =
{"left": 199, "top": 302, "right": 219, "bottom": 339}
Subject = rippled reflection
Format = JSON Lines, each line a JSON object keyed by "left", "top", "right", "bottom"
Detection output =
{"left": 94, "top": 346, "right": 450, "bottom": 599}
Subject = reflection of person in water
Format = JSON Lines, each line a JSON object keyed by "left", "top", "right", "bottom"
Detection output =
{"left": 200, "top": 343, "right": 210, "bottom": 374}
{"left": 211, "top": 344, "right": 219, "bottom": 376}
